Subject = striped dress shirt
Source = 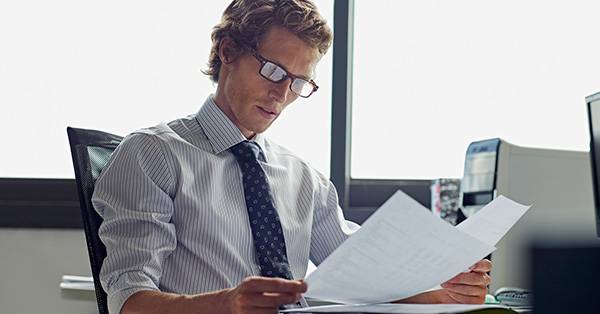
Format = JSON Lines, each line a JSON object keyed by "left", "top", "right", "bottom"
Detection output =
{"left": 91, "top": 95, "right": 360, "bottom": 313}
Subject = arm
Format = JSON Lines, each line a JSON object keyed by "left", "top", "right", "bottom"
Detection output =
{"left": 121, "top": 290, "right": 220, "bottom": 314}
{"left": 309, "top": 172, "right": 360, "bottom": 265}
{"left": 92, "top": 133, "right": 179, "bottom": 313}
{"left": 121, "top": 277, "right": 307, "bottom": 314}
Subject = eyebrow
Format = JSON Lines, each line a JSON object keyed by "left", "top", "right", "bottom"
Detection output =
{"left": 258, "top": 52, "right": 314, "bottom": 81}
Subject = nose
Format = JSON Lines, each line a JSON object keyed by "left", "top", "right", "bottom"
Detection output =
{"left": 269, "top": 78, "right": 293, "bottom": 103}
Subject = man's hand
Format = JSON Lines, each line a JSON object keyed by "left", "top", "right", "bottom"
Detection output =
{"left": 221, "top": 276, "right": 307, "bottom": 314}
{"left": 121, "top": 276, "right": 306, "bottom": 314}
{"left": 437, "top": 259, "right": 492, "bottom": 304}
{"left": 396, "top": 259, "right": 492, "bottom": 305}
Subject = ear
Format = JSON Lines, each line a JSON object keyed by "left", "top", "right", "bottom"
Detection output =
{"left": 218, "top": 37, "right": 241, "bottom": 65}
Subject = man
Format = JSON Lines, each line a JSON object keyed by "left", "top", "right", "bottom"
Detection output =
{"left": 92, "top": 1, "right": 492, "bottom": 313}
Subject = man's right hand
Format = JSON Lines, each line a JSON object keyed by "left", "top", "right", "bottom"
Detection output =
{"left": 121, "top": 276, "right": 307, "bottom": 314}
{"left": 221, "top": 276, "right": 307, "bottom": 314}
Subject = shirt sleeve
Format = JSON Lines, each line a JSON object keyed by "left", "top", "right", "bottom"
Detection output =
{"left": 91, "top": 132, "right": 177, "bottom": 314}
{"left": 309, "top": 171, "right": 361, "bottom": 266}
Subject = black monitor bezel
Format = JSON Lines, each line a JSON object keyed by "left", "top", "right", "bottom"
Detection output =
{"left": 585, "top": 91, "right": 600, "bottom": 238}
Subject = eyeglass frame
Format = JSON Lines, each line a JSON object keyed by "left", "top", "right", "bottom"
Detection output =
{"left": 250, "top": 50, "right": 319, "bottom": 98}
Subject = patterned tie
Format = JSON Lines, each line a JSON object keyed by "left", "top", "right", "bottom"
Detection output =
{"left": 230, "top": 140, "right": 294, "bottom": 279}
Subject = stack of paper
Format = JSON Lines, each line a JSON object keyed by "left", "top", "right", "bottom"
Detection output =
{"left": 282, "top": 303, "right": 514, "bottom": 313}
{"left": 282, "top": 190, "right": 530, "bottom": 313}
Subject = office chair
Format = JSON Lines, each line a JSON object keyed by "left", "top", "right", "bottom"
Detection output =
{"left": 67, "top": 127, "right": 123, "bottom": 314}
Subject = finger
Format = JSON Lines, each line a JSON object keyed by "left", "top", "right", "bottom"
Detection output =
{"left": 469, "top": 259, "right": 492, "bottom": 273}
{"left": 240, "top": 277, "right": 308, "bottom": 293}
{"left": 242, "top": 308, "right": 278, "bottom": 314}
{"left": 483, "top": 273, "right": 492, "bottom": 286}
{"left": 446, "top": 290, "right": 486, "bottom": 304}
{"left": 243, "top": 292, "right": 302, "bottom": 308}
{"left": 440, "top": 282, "right": 487, "bottom": 297}
{"left": 445, "top": 272, "right": 489, "bottom": 286}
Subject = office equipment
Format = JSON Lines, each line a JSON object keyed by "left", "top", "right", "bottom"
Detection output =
{"left": 586, "top": 91, "right": 600, "bottom": 237}
{"left": 67, "top": 127, "right": 123, "bottom": 314}
{"left": 531, "top": 243, "right": 600, "bottom": 313}
{"left": 459, "top": 139, "right": 597, "bottom": 292}
{"left": 304, "top": 190, "right": 528, "bottom": 304}
{"left": 430, "top": 178, "right": 461, "bottom": 225}
{"left": 60, "top": 275, "right": 95, "bottom": 291}
{"left": 493, "top": 287, "right": 531, "bottom": 307}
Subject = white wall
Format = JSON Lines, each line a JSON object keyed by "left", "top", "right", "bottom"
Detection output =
{"left": 0, "top": 229, "right": 97, "bottom": 314}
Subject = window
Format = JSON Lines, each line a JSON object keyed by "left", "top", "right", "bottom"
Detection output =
{"left": 351, "top": 0, "right": 600, "bottom": 180}
{"left": 0, "top": 0, "right": 333, "bottom": 179}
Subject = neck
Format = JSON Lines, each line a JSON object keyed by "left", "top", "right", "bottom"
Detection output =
{"left": 213, "top": 88, "right": 256, "bottom": 139}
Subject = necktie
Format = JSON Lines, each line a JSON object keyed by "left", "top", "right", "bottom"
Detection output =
{"left": 230, "top": 141, "right": 294, "bottom": 279}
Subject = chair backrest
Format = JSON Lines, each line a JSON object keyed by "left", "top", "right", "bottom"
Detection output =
{"left": 67, "top": 127, "right": 123, "bottom": 314}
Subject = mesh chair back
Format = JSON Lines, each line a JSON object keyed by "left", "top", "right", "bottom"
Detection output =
{"left": 67, "top": 127, "right": 123, "bottom": 314}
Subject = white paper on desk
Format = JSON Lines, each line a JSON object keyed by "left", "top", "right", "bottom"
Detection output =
{"left": 456, "top": 195, "right": 531, "bottom": 246}
{"left": 280, "top": 303, "right": 509, "bottom": 313}
{"left": 304, "top": 190, "right": 496, "bottom": 304}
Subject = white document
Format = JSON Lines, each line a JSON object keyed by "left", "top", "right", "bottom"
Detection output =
{"left": 281, "top": 303, "right": 510, "bottom": 313}
{"left": 456, "top": 195, "right": 530, "bottom": 246}
{"left": 303, "top": 190, "right": 530, "bottom": 305}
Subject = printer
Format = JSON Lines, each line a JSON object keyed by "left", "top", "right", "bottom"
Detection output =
{"left": 459, "top": 138, "right": 597, "bottom": 291}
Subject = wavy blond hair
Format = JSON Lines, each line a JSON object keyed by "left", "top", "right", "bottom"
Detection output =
{"left": 204, "top": 0, "right": 332, "bottom": 82}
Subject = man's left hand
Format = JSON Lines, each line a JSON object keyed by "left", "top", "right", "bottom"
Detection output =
{"left": 437, "top": 259, "right": 492, "bottom": 304}
{"left": 395, "top": 259, "right": 492, "bottom": 305}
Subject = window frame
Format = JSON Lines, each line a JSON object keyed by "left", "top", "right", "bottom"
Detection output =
{"left": 0, "top": 178, "right": 81, "bottom": 228}
{"left": 330, "top": 0, "right": 431, "bottom": 224}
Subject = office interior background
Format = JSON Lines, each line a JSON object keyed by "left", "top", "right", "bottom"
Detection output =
{"left": 1, "top": 0, "right": 600, "bottom": 313}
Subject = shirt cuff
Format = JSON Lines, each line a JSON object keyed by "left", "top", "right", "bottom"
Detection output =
{"left": 105, "top": 271, "right": 160, "bottom": 314}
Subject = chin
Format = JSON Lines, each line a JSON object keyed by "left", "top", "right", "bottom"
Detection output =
{"left": 253, "top": 125, "right": 271, "bottom": 134}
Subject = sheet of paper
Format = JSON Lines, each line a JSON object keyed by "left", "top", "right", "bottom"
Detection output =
{"left": 456, "top": 195, "right": 531, "bottom": 246}
{"left": 304, "top": 190, "right": 496, "bottom": 304}
{"left": 280, "top": 303, "right": 510, "bottom": 313}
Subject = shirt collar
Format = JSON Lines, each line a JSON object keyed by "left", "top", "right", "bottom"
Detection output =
{"left": 195, "top": 95, "right": 268, "bottom": 161}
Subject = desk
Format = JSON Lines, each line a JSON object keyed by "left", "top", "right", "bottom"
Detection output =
{"left": 58, "top": 277, "right": 528, "bottom": 314}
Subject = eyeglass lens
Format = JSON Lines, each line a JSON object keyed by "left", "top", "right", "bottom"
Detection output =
{"left": 259, "top": 61, "right": 313, "bottom": 97}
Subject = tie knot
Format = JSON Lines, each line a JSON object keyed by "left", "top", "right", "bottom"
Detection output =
{"left": 230, "top": 141, "right": 262, "bottom": 161}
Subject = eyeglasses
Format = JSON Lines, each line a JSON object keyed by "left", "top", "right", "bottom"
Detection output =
{"left": 252, "top": 51, "right": 318, "bottom": 98}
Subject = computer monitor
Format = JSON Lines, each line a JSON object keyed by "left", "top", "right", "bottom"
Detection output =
{"left": 586, "top": 91, "right": 600, "bottom": 238}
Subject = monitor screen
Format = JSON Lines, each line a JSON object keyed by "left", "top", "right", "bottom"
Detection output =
{"left": 586, "top": 92, "right": 600, "bottom": 238}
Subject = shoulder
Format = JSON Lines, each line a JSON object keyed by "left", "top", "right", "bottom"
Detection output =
{"left": 264, "top": 139, "right": 310, "bottom": 167}
{"left": 112, "top": 124, "right": 168, "bottom": 157}
{"left": 263, "top": 139, "right": 329, "bottom": 184}
{"left": 98, "top": 123, "right": 179, "bottom": 191}
{"left": 121, "top": 116, "right": 198, "bottom": 153}
{"left": 129, "top": 122, "right": 180, "bottom": 145}
{"left": 108, "top": 122, "right": 184, "bottom": 175}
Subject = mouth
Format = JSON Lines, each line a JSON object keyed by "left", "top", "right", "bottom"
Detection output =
{"left": 257, "top": 106, "right": 278, "bottom": 119}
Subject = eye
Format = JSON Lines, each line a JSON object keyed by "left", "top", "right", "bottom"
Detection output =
{"left": 260, "top": 62, "right": 287, "bottom": 82}
{"left": 291, "top": 79, "right": 313, "bottom": 97}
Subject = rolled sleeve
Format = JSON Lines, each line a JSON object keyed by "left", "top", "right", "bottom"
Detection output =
{"left": 92, "top": 132, "right": 177, "bottom": 313}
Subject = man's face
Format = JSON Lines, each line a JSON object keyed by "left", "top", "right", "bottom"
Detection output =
{"left": 216, "top": 26, "right": 320, "bottom": 138}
